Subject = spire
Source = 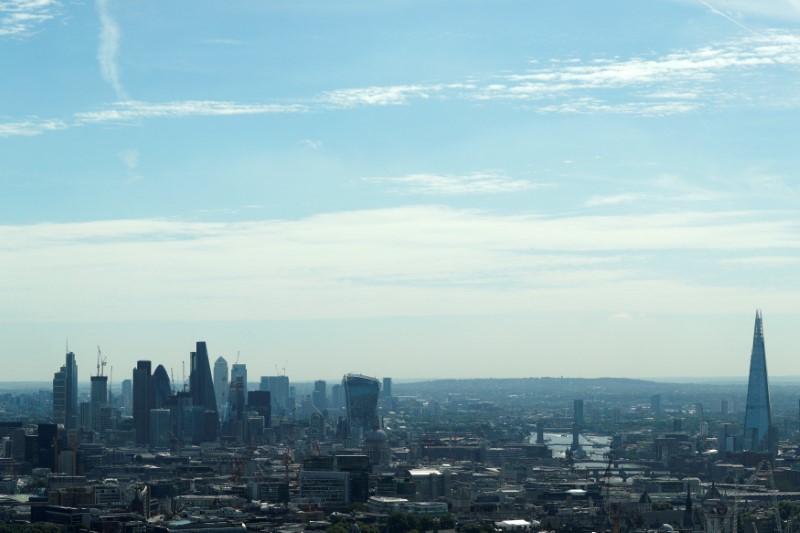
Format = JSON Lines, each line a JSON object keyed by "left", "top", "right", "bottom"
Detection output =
{"left": 744, "top": 309, "right": 773, "bottom": 453}
{"left": 754, "top": 309, "right": 763, "bottom": 338}
{"left": 683, "top": 489, "right": 694, "bottom": 529}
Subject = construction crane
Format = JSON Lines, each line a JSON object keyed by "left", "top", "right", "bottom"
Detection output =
{"left": 603, "top": 450, "right": 620, "bottom": 533}
{"left": 96, "top": 346, "right": 107, "bottom": 377}
{"left": 170, "top": 368, "right": 177, "bottom": 395}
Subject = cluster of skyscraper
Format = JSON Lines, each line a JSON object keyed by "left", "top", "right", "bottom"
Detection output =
{"left": 52, "top": 341, "right": 392, "bottom": 449}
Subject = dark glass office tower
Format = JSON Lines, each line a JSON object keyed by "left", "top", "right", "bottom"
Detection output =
{"left": 744, "top": 310, "right": 773, "bottom": 453}
{"left": 247, "top": 390, "right": 271, "bottom": 425}
{"left": 343, "top": 373, "right": 380, "bottom": 442}
{"left": 190, "top": 342, "right": 219, "bottom": 437}
{"left": 133, "top": 360, "right": 152, "bottom": 446}
{"left": 52, "top": 351, "right": 78, "bottom": 430}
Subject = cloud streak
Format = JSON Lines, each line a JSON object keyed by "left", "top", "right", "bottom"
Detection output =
{"left": 96, "top": 0, "right": 124, "bottom": 98}
{"left": 75, "top": 100, "right": 308, "bottom": 123}
{"left": 321, "top": 84, "right": 443, "bottom": 108}
{"left": 3, "top": 31, "right": 800, "bottom": 138}
{"left": 696, "top": 0, "right": 754, "bottom": 32}
{"left": 0, "top": 118, "right": 67, "bottom": 137}
{"left": 364, "top": 171, "right": 550, "bottom": 195}
{"left": 688, "top": 0, "right": 800, "bottom": 21}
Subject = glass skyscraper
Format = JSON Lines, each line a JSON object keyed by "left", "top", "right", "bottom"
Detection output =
{"left": 214, "top": 356, "right": 229, "bottom": 413}
{"left": 52, "top": 351, "right": 78, "bottom": 430}
{"left": 343, "top": 373, "right": 380, "bottom": 442}
{"left": 190, "top": 341, "right": 219, "bottom": 441}
{"left": 133, "top": 360, "right": 152, "bottom": 446}
{"left": 743, "top": 310, "right": 773, "bottom": 453}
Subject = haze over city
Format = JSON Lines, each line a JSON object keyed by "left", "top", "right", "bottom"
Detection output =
{"left": 2, "top": 1, "right": 800, "bottom": 380}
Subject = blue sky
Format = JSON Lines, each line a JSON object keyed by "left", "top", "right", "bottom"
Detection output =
{"left": 2, "top": 0, "right": 800, "bottom": 382}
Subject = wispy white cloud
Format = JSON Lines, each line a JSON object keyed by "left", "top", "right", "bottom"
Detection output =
{"left": 473, "top": 31, "right": 800, "bottom": 114}
{"left": 75, "top": 100, "right": 307, "bottom": 123}
{"left": 0, "top": 100, "right": 307, "bottom": 137}
{"left": 584, "top": 189, "right": 726, "bottom": 207}
{"left": 586, "top": 193, "right": 651, "bottom": 207}
{"left": 503, "top": 36, "right": 795, "bottom": 88}
{"left": 364, "top": 171, "right": 549, "bottom": 195}
{"left": 3, "top": 31, "right": 800, "bottom": 138}
{"left": 117, "top": 148, "right": 141, "bottom": 183}
{"left": 0, "top": 118, "right": 67, "bottom": 137}
{"left": 118, "top": 148, "right": 138, "bottom": 169}
{"left": 321, "top": 84, "right": 443, "bottom": 108}
{"left": 685, "top": 0, "right": 800, "bottom": 21}
{"left": 720, "top": 256, "right": 800, "bottom": 266}
{"left": 535, "top": 98, "right": 701, "bottom": 116}
{"left": 203, "top": 38, "right": 243, "bottom": 46}
{"left": 95, "top": 0, "right": 125, "bottom": 98}
{"left": 0, "top": 0, "right": 60, "bottom": 38}
{"left": 301, "top": 139, "right": 322, "bottom": 149}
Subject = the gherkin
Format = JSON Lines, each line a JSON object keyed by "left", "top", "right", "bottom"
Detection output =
{"left": 151, "top": 364, "right": 172, "bottom": 409}
{"left": 743, "top": 310, "right": 773, "bottom": 453}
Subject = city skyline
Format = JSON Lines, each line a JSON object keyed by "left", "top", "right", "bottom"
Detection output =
{"left": 2, "top": 2, "right": 799, "bottom": 380}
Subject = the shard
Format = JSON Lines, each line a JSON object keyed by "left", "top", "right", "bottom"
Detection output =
{"left": 743, "top": 310, "right": 773, "bottom": 453}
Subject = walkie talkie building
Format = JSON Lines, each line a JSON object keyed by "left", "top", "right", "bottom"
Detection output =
{"left": 343, "top": 373, "right": 380, "bottom": 443}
